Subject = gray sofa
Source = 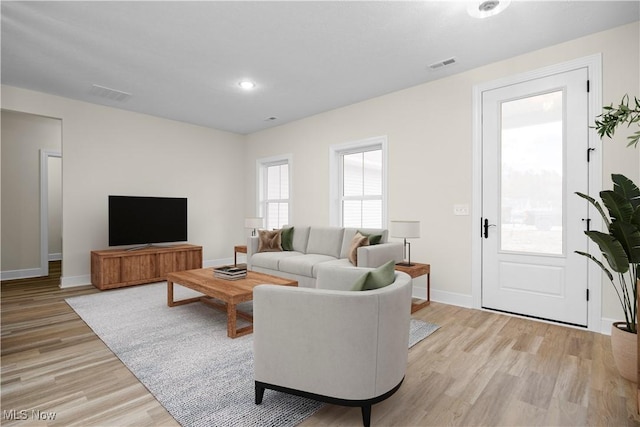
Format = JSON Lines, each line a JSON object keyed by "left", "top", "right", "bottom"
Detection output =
{"left": 247, "top": 226, "right": 403, "bottom": 288}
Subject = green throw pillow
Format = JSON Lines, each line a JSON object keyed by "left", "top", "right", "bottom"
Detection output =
{"left": 281, "top": 227, "right": 294, "bottom": 251}
{"left": 357, "top": 230, "right": 383, "bottom": 245}
{"left": 350, "top": 260, "right": 396, "bottom": 291}
{"left": 350, "top": 271, "right": 369, "bottom": 291}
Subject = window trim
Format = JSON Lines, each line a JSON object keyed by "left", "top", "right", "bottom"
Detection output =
{"left": 329, "top": 136, "right": 388, "bottom": 227}
{"left": 256, "top": 154, "right": 293, "bottom": 229}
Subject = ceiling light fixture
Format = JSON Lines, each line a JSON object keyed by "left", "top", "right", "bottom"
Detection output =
{"left": 467, "top": 0, "right": 511, "bottom": 18}
{"left": 238, "top": 80, "right": 256, "bottom": 90}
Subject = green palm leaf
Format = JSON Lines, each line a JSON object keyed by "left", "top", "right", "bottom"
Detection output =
{"left": 633, "top": 207, "right": 640, "bottom": 229}
{"left": 613, "top": 174, "right": 640, "bottom": 211}
{"left": 600, "top": 190, "right": 634, "bottom": 223}
{"left": 575, "top": 191, "right": 611, "bottom": 227}
{"left": 610, "top": 221, "right": 640, "bottom": 263}
{"left": 575, "top": 250, "right": 613, "bottom": 281}
{"left": 584, "top": 230, "right": 629, "bottom": 273}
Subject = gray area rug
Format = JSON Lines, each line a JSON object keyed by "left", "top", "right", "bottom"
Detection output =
{"left": 66, "top": 282, "right": 439, "bottom": 427}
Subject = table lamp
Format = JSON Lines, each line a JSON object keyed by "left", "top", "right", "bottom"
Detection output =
{"left": 245, "top": 217, "right": 263, "bottom": 236}
{"left": 390, "top": 220, "right": 420, "bottom": 266}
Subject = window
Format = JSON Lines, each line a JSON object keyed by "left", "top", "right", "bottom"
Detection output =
{"left": 330, "top": 137, "right": 387, "bottom": 228}
{"left": 257, "top": 155, "right": 291, "bottom": 230}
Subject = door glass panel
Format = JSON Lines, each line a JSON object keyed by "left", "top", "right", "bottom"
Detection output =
{"left": 500, "top": 91, "right": 563, "bottom": 255}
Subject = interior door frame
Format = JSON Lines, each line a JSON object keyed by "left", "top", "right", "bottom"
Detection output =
{"left": 40, "top": 149, "right": 62, "bottom": 278}
{"left": 470, "top": 54, "right": 603, "bottom": 333}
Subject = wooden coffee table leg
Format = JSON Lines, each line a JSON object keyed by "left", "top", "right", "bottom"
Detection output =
{"left": 167, "top": 280, "right": 174, "bottom": 307}
{"left": 223, "top": 302, "right": 253, "bottom": 338}
{"left": 167, "top": 279, "right": 202, "bottom": 307}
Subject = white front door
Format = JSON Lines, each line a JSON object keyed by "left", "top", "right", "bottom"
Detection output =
{"left": 481, "top": 67, "right": 590, "bottom": 326}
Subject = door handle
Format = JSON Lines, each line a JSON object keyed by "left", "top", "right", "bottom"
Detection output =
{"left": 483, "top": 218, "right": 496, "bottom": 238}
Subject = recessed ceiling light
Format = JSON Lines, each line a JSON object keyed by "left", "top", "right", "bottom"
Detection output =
{"left": 238, "top": 80, "right": 256, "bottom": 90}
{"left": 467, "top": 0, "right": 510, "bottom": 18}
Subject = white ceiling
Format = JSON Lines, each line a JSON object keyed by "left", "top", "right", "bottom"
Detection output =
{"left": 2, "top": 1, "right": 639, "bottom": 135}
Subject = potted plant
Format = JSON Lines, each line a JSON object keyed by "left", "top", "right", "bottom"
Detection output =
{"left": 576, "top": 94, "right": 640, "bottom": 382}
{"left": 594, "top": 94, "right": 640, "bottom": 147}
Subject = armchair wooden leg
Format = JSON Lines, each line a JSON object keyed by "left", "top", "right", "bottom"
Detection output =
{"left": 255, "top": 382, "right": 265, "bottom": 404}
{"left": 361, "top": 404, "right": 371, "bottom": 427}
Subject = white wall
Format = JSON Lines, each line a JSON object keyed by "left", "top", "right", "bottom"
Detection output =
{"left": 1, "top": 86, "right": 246, "bottom": 286}
{"left": 1, "top": 110, "right": 62, "bottom": 276}
{"left": 2, "top": 22, "right": 637, "bottom": 322}
{"left": 244, "top": 22, "right": 640, "bottom": 320}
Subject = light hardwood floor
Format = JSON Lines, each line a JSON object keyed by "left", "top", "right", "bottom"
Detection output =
{"left": 2, "top": 262, "right": 639, "bottom": 426}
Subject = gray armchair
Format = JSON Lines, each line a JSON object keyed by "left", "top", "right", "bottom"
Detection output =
{"left": 253, "top": 267, "right": 412, "bottom": 426}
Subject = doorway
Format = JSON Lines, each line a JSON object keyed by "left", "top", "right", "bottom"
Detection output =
{"left": 41, "top": 150, "right": 62, "bottom": 278}
{"left": 0, "top": 110, "right": 62, "bottom": 281}
{"left": 471, "top": 55, "right": 603, "bottom": 330}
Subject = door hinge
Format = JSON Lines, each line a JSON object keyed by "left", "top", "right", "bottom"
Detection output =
{"left": 587, "top": 147, "right": 595, "bottom": 162}
{"left": 586, "top": 289, "right": 590, "bottom": 301}
{"left": 587, "top": 80, "right": 590, "bottom": 93}
{"left": 582, "top": 218, "right": 591, "bottom": 231}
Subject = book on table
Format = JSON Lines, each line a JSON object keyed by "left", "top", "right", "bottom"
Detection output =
{"left": 214, "top": 265, "right": 247, "bottom": 280}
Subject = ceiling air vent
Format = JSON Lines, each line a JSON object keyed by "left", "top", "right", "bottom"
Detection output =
{"left": 90, "top": 84, "right": 132, "bottom": 102}
{"left": 428, "top": 57, "right": 457, "bottom": 70}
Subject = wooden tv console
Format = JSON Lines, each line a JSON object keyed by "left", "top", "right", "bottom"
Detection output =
{"left": 91, "top": 244, "right": 202, "bottom": 290}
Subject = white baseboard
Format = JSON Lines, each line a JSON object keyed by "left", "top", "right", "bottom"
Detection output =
{"left": 60, "top": 274, "right": 91, "bottom": 288}
{"left": 1, "top": 267, "right": 46, "bottom": 281}
{"left": 431, "top": 289, "right": 473, "bottom": 308}
{"left": 204, "top": 257, "right": 234, "bottom": 268}
{"left": 37, "top": 261, "right": 626, "bottom": 337}
{"left": 49, "top": 253, "right": 62, "bottom": 261}
{"left": 600, "top": 318, "right": 618, "bottom": 336}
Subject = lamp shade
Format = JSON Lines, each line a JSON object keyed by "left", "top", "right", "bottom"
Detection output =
{"left": 244, "top": 217, "right": 264, "bottom": 229}
{"left": 390, "top": 220, "right": 420, "bottom": 238}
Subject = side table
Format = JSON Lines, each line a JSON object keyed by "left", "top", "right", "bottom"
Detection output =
{"left": 234, "top": 245, "right": 247, "bottom": 266}
{"left": 395, "top": 262, "right": 430, "bottom": 314}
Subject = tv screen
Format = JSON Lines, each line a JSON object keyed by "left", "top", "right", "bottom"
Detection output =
{"left": 108, "top": 195, "right": 187, "bottom": 246}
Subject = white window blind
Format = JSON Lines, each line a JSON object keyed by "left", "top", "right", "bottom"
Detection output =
{"left": 331, "top": 137, "right": 387, "bottom": 228}
{"left": 259, "top": 158, "right": 290, "bottom": 230}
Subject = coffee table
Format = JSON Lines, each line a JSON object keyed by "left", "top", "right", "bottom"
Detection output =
{"left": 167, "top": 268, "right": 297, "bottom": 338}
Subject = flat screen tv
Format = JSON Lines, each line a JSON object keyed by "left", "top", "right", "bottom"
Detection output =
{"left": 108, "top": 195, "right": 187, "bottom": 247}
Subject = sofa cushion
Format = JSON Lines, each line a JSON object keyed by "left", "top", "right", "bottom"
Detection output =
{"left": 351, "top": 260, "right": 396, "bottom": 291}
{"left": 252, "top": 251, "right": 304, "bottom": 270}
{"left": 281, "top": 227, "right": 295, "bottom": 251}
{"left": 314, "top": 258, "right": 354, "bottom": 272}
{"left": 307, "top": 227, "right": 344, "bottom": 258}
{"left": 278, "top": 254, "right": 338, "bottom": 278}
{"left": 258, "top": 229, "right": 282, "bottom": 252}
{"left": 291, "top": 226, "right": 310, "bottom": 253}
{"left": 348, "top": 232, "right": 370, "bottom": 265}
{"left": 340, "top": 228, "right": 387, "bottom": 258}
